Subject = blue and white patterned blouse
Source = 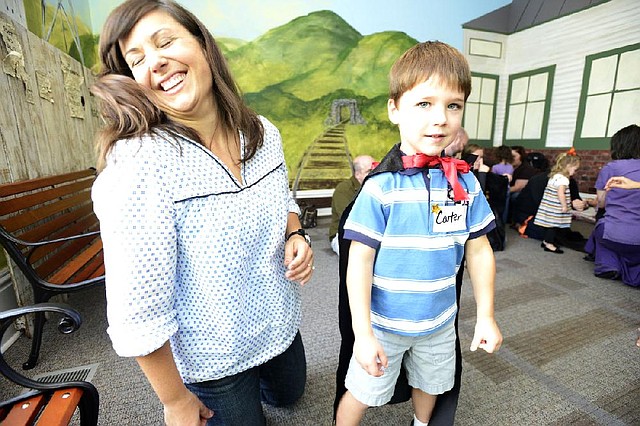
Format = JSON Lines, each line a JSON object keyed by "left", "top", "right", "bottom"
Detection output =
{"left": 92, "top": 117, "right": 301, "bottom": 384}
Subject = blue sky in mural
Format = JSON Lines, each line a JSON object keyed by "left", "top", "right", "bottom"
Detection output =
{"left": 91, "top": 0, "right": 511, "bottom": 49}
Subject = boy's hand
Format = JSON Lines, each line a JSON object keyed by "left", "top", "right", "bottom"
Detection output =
{"left": 353, "top": 334, "right": 388, "bottom": 377}
{"left": 470, "top": 317, "right": 502, "bottom": 353}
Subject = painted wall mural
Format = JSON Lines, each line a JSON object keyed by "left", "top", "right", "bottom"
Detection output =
{"left": 23, "top": 0, "right": 98, "bottom": 69}
{"left": 21, "top": 0, "right": 510, "bottom": 189}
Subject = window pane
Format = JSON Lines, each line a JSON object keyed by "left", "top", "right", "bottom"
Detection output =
{"left": 506, "top": 104, "right": 525, "bottom": 139}
{"left": 528, "top": 73, "right": 548, "bottom": 102}
{"left": 523, "top": 101, "right": 544, "bottom": 139}
{"left": 608, "top": 89, "right": 640, "bottom": 136}
{"left": 478, "top": 105, "right": 494, "bottom": 140}
{"left": 511, "top": 77, "right": 528, "bottom": 104}
{"left": 468, "top": 76, "right": 481, "bottom": 102}
{"left": 581, "top": 93, "right": 612, "bottom": 138}
{"left": 480, "top": 78, "right": 496, "bottom": 104}
{"left": 588, "top": 56, "right": 617, "bottom": 95}
{"left": 464, "top": 103, "right": 479, "bottom": 139}
{"left": 616, "top": 49, "right": 640, "bottom": 90}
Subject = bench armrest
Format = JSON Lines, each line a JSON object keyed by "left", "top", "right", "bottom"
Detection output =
{"left": 0, "top": 227, "right": 101, "bottom": 248}
{"left": 0, "top": 304, "right": 90, "bottom": 391}
{"left": 0, "top": 303, "right": 100, "bottom": 425}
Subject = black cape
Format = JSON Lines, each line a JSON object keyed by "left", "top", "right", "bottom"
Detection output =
{"left": 333, "top": 144, "right": 464, "bottom": 425}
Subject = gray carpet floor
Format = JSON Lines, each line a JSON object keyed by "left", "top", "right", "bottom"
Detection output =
{"left": 1, "top": 217, "right": 639, "bottom": 425}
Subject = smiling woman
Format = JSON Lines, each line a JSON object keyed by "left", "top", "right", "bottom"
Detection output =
{"left": 90, "top": 1, "right": 314, "bottom": 424}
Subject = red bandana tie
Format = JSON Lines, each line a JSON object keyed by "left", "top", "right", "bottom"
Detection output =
{"left": 401, "top": 154, "right": 470, "bottom": 201}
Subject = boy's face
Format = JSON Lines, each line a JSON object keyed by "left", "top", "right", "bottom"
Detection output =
{"left": 388, "top": 77, "right": 464, "bottom": 156}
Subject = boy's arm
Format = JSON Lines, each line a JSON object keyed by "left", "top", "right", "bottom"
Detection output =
{"left": 347, "top": 241, "right": 388, "bottom": 376}
{"left": 464, "top": 235, "right": 503, "bottom": 353}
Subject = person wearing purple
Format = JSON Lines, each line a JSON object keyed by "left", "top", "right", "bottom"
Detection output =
{"left": 490, "top": 146, "right": 514, "bottom": 182}
{"left": 585, "top": 124, "right": 640, "bottom": 287}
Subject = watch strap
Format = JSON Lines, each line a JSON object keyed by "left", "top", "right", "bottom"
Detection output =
{"left": 286, "top": 228, "right": 311, "bottom": 245}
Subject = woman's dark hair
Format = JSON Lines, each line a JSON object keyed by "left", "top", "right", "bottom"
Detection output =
{"left": 94, "top": 0, "right": 263, "bottom": 170}
{"left": 511, "top": 145, "right": 527, "bottom": 162}
{"left": 610, "top": 124, "right": 640, "bottom": 160}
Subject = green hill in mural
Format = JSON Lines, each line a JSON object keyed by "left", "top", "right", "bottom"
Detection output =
{"left": 225, "top": 10, "right": 417, "bottom": 102}
{"left": 226, "top": 10, "right": 362, "bottom": 96}
{"left": 222, "top": 10, "right": 418, "bottom": 172}
{"left": 278, "top": 30, "right": 418, "bottom": 101}
{"left": 216, "top": 37, "right": 247, "bottom": 55}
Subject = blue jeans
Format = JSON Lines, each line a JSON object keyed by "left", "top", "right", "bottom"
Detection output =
{"left": 186, "top": 332, "right": 306, "bottom": 425}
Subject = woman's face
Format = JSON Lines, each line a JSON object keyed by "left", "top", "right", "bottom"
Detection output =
{"left": 511, "top": 149, "right": 522, "bottom": 167}
{"left": 119, "top": 10, "right": 214, "bottom": 121}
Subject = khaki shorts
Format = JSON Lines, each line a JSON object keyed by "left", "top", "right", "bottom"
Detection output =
{"left": 345, "top": 321, "right": 456, "bottom": 407}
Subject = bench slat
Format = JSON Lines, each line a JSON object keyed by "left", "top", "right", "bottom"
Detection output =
{"left": 35, "top": 236, "right": 101, "bottom": 283}
{"left": 17, "top": 205, "right": 96, "bottom": 246}
{"left": 71, "top": 250, "right": 104, "bottom": 282}
{"left": 1, "top": 193, "right": 93, "bottom": 234}
{"left": 1, "top": 394, "right": 46, "bottom": 425}
{"left": 35, "top": 388, "right": 83, "bottom": 426}
{"left": 0, "top": 170, "right": 94, "bottom": 197}
{"left": 29, "top": 214, "right": 99, "bottom": 265}
{"left": 48, "top": 239, "right": 103, "bottom": 284}
{"left": 0, "top": 179, "right": 93, "bottom": 216}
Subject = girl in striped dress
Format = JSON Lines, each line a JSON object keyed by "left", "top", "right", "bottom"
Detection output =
{"left": 534, "top": 152, "right": 581, "bottom": 253}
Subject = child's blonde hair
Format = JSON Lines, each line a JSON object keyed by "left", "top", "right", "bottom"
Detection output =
{"left": 549, "top": 152, "right": 580, "bottom": 178}
{"left": 389, "top": 41, "right": 471, "bottom": 104}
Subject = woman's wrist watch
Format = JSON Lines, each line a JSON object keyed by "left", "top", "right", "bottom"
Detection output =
{"left": 286, "top": 228, "right": 311, "bottom": 246}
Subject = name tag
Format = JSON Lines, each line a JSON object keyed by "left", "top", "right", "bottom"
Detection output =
{"left": 432, "top": 203, "right": 467, "bottom": 233}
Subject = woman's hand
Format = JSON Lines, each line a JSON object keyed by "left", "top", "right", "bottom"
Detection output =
{"left": 164, "top": 391, "right": 213, "bottom": 426}
{"left": 284, "top": 234, "right": 314, "bottom": 285}
{"left": 571, "top": 198, "right": 587, "bottom": 211}
{"left": 605, "top": 176, "right": 640, "bottom": 190}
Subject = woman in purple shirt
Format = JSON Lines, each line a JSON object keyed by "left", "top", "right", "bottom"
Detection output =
{"left": 585, "top": 124, "right": 640, "bottom": 287}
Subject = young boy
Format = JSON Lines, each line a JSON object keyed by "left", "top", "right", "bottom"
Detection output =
{"left": 335, "top": 41, "right": 502, "bottom": 426}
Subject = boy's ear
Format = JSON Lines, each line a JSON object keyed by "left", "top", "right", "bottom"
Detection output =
{"left": 388, "top": 99, "right": 399, "bottom": 124}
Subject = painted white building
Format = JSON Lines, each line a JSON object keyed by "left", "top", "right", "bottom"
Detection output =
{"left": 461, "top": 0, "right": 639, "bottom": 150}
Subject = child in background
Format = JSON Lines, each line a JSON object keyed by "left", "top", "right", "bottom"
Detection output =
{"left": 491, "top": 145, "right": 515, "bottom": 182}
{"left": 335, "top": 41, "right": 502, "bottom": 426}
{"left": 533, "top": 151, "right": 581, "bottom": 254}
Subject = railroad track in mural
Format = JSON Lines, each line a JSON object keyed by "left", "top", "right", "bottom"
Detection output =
{"left": 291, "top": 122, "right": 353, "bottom": 193}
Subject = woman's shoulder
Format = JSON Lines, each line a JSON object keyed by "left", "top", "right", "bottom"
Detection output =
{"left": 257, "top": 116, "right": 281, "bottom": 142}
{"left": 104, "top": 131, "right": 184, "bottom": 171}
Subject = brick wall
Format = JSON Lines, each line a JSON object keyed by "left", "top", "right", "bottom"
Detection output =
{"left": 484, "top": 148, "right": 611, "bottom": 194}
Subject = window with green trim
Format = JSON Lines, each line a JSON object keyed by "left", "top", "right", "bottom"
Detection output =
{"left": 574, "top": 43, "right": 640, "bottom": 149}
{"left": 503, "top": 66, "right": 555, "bottom": 148}
{"left": 464, "top": 73, "right": 498, "bottom": 146}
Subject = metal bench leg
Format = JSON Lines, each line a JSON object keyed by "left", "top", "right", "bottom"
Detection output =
{"left": 23, "top": 310, "right": 45, "bottom": 370}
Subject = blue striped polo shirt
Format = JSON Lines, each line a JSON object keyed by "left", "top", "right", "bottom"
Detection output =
{"left": 344, "top": 168, "right": 495, "bottom": 336}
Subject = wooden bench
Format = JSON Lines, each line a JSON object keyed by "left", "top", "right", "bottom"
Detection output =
{"left": 0, "top": 169, "right": 104, "bottom": 369}
{"left": 0, "top": 303, "right": 99, "bottom": 425}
